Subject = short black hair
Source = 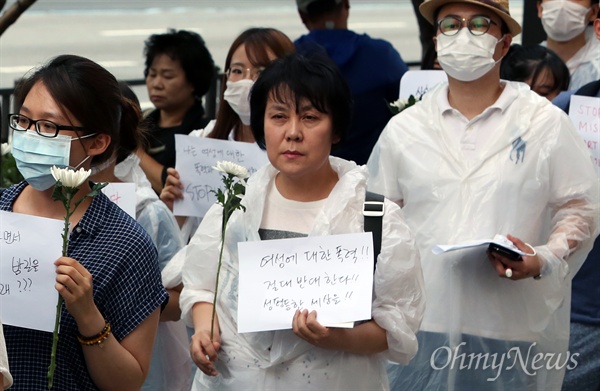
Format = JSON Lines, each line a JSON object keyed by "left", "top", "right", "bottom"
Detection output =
{"left": 143, "top": 29, "right": 215, "bottom": 98}
{"left": 500, "top": 44, "right": 570, "bottom": 93}
{"left": 250, "top": 52, "right": 352, "bottom": 150}
{"left": 300, "top": 0, "right": 343, "bottom": 16}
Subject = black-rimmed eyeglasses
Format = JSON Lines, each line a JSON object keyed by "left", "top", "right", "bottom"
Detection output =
{"left": 9, "top": 114, "right": 85, "bottom": 138}
{"left": 437, "top": 16, "right": 498, "bottom": 36}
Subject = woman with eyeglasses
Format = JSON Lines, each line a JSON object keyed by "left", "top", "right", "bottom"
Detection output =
{"left": 1, "top": 55, "right": 168, "bottom": 390}
{"left": 159, "top": 27, "right": 296, "bottom": 243}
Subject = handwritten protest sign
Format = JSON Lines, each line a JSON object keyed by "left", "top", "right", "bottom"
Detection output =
{"left": 0, "top": 211, "right": 63, "bottom": 332}
{"left": 568, "top": 95, "right": 600, "bottom": 175}
{"left": 174, "top": 135, "right": 269, "bottom": 217}
{"left": 237, "top": 232, "right": 374, "bottom": 333}
{"left": 102, "top": 182, "right": 136, "bottom": 218}
{"left": 399, "top": 70, "right": 447, "bottom": 100}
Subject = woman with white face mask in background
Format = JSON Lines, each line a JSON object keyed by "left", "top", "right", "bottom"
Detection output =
{"left": 157, "top": 29, "right": 296, "bottom": 332}
{"left": 159, "top": 28, "right": 296, "bottom": 243}
{"left": 538, "top": 0, "right": 600, "bottom": 89}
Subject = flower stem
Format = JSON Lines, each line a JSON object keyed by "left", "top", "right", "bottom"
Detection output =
{"left": 47, "top": 295, "right": 63, "bottom": 389}
{"left": 210, "top": 207, "right": 229, "bottom": 341}
{"left": 48, "top": 192, "right": 73, "bottom": 389}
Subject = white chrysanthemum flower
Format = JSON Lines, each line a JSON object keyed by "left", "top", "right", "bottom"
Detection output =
{"left": 1, "top": 143, "right": 10, "bottom": 156}
{"left": 213, "top": 161, "right": 249, "bottom": 179}
{"left": 390, "top": 99, "right": 408, "bottom": 111}
{"left": 51, "top": 166, "right": 91, "bottom": 188}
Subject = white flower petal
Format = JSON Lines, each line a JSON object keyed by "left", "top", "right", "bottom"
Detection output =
{"left": 213, "top": 161, "right": 249, "bottom": 179}
{"left": 51, "top": 166, "right": 91, "bottom": 188}
{"left": 1, "top": 143, "right": 10, "bottom": 156}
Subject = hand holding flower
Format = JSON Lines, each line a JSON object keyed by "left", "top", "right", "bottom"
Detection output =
{"left": 47, "top": 166, "right": 107, "bottom": 388}
{"left": 54, "top": 257, "right": 96, "bottom": 323}
{"left": 209, "top": 161, "right": 248, "bottom": 341}
{"left": 190, "top": 302, "right": 222, "bottom": 377}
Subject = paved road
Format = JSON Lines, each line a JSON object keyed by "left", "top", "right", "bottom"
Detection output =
{"left": 0, "top": 1, "right": 523, "bottom": 106}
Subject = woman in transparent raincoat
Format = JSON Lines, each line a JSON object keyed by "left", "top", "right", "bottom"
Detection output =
{"left": 179, "top": 53, "right": 425, "bottom": 390}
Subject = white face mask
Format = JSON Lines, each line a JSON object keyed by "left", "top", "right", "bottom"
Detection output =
{"left": 223, "top": 79, "right": 254, "bottom": 126}
{"left": 541, "top": 0, "right": 591, "bottom": 42}
{"left": 436, "top": 29, "right": 504, "bottom": 82}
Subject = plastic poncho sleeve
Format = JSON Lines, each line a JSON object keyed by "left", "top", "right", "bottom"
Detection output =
{"left": 372, "top": 199, "right": 425, "bottom": 364}
{"left": 137, "top": 200, "right": 184, "bottom": 271}
{"left": 179, "top": 204, "right": 224, "bottom": 328}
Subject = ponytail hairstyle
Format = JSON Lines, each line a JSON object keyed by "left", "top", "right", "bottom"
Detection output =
{"left": 209, "top": 27, "right": 296, "bottom": 140}
{"left": 13, "top": 54, "right": 143, "bottom": 166}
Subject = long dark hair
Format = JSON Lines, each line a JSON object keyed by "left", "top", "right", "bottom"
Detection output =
{"left": 14, "top": 54, "right": 143, "bottom": 166}
{"left": 500, "top": 44, "right": 570, "bottom": 96}
{"left": 209, "top": 27, "right": 295, "bottom": 140}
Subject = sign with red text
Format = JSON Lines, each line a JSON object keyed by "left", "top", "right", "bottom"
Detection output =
{"left": 0, "top": 211, "right": 62, "bottom": 332}
{"left": 102, "top": 182, "right": 136, "bottom": 218}
{"left": 174, "top": 135, "right": 268, "bottom": 217}
{"left": 569, "top": 95, "right": 600, "bottom": 175}
{"left": 237, "top": 232, "right": 374, "bottom": 333}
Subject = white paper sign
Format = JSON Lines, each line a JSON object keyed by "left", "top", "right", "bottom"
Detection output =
{"left": 0, "top": 211, "right": 63, "bottom": 332}
{"left": 432, "top": 235, "right": 534, "bottom": 257}
{"left": 399, "top": 70, "right": 447, "bottom": 100}
{"left": 102, "top": 182, "right": 136, "bottom": 218}
{"left": 237, "top": 232, "right": 374, "bottom": 333}
{"left": 568, "top": 95, "right": 600, "bottom": 175}
{"left": 174, "top": 135, "right": 269, "bottom": 217}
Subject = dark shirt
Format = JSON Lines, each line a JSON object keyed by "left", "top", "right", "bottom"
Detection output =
{"left": 295, "top": 29, "right": 408, "bottom": 165}
{"left": 144, "top": 101, "right": 210, "bottom": 171}
{"left": 1, "top": 181, "right": 168, "bottom": 390}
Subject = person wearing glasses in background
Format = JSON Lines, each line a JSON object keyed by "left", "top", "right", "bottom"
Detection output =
{"left": 160, "top": 27, "right": 296, "bottom": 243}
{"left": 1, "top": 55, "right": 167, "bottom": 390}
{"left": 367, "top": 1, "right": 598, "bottom": 389}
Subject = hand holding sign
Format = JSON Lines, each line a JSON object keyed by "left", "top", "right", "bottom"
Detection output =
{"left": 0, "top": 211, "right": 63, "bottom": 332}
{"left": 174, "top": 135, "right": 269, "bottom": 217}
{"left": 237, "top": 232, "right": 374, "bottom": 333}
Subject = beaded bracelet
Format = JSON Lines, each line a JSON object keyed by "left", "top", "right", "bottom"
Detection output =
{"left": 77, "top": 321, "right": 111, "bottom": 347}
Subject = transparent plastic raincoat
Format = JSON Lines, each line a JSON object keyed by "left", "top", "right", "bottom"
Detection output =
{"left": 180, "top": 157, "right": 425, "bottom": 390}
{"left": 115, "top": 155, "right": 192, "bottom": 391}
{"left": 367, "top": 81, "right": 599, "bottom": 390}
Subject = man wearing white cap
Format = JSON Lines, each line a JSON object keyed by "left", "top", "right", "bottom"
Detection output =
{"left": 367, "top": 0, "right": 599, "bottom": 389}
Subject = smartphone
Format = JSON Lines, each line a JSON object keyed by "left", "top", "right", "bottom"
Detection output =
{"left": 488, "top": 243, "right": 522, "bottom": 261}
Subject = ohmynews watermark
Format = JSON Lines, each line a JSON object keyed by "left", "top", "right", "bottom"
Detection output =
{"left": 430, "top": 342, "right": 579, "bottom": 382}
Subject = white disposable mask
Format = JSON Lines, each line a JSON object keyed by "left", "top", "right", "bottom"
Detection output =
{"left": 12, "top": 130, "right": 94, "bottom": 191}
{"left": 223, "top": 79, "right": 254, "bottom": 126}
{"left": 436, "top": 29, "right": 504, "bottom": 82}
{"left": 541, "top": 0, "right": 591, "bottom": 42}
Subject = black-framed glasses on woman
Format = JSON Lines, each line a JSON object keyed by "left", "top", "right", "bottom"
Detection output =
{"left": 437, "top": 16, "right": 498, "bottom": 36}
{"left": 9, "top": 114, "right": 85, "bottom": 138}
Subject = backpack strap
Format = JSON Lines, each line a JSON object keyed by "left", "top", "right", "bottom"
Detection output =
{"left": 363, "top": 191, "right": 385, "bottom": 271}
